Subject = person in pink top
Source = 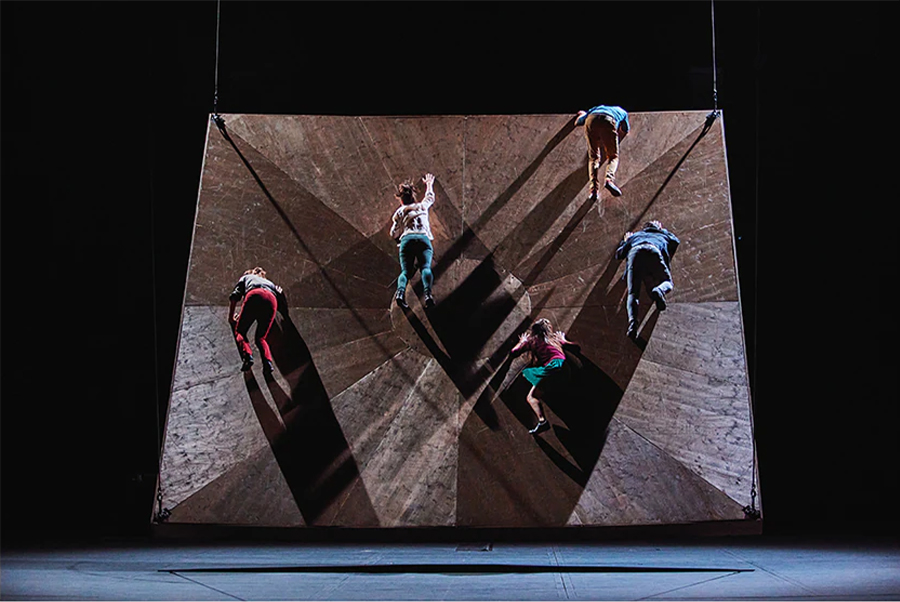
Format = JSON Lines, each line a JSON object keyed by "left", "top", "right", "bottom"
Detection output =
{"left": 509, "top": 318, "right": 574, "bottom": 435}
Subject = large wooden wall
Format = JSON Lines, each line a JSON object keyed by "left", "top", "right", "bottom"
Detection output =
{"left": 158, "top": 112, "right": 757, "bottom": 529}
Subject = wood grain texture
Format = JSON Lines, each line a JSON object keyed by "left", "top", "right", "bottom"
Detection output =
{"left": 330, "top": 350, "right": 460, "bottom": 526}
{"left": 159, "top": 112, "right": 756, "bottom": 529}
{"left": 168, "top": 445, "right": 306, "bottom": 526}
{"left": 225, "top": 114, "right": 467, "bottom": 241}
{"left": 614, "top": 302, "right": 755, "bottom": 506}
{"left": 568, "top": 419, "right": 746, "bottom": 526}
{"left": 161, "top": 306, "right": 272, "bottom": 510}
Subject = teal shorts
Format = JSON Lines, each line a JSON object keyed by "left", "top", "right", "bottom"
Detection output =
{"left": 522, "top": 358, "right": 565, "bottom": 387}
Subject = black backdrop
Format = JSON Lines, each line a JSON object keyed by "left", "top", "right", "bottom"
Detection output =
{"left": 1, "top": 1, "right": 896, "bottom": 542}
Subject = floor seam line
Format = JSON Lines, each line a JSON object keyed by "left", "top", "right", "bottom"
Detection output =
{"left": 169, "top": 570, "right": 246, "bottom": 601}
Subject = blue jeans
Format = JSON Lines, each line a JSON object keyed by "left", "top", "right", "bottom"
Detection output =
{"left": 397, "top": 234, "right": 434, "bottom": 295}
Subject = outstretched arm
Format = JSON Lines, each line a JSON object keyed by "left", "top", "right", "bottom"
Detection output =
{"left": 228, "top": 277, "right": 245, "bottom": 327}
{"left": 510, "top": 332, "right": 531, "bottom": 357}
{"left": 619, "top": 115, "right": 630, "bottom": 139}
{"left": 556, "top": 331, "right": 576, "bottom": 347}
{"left": 228, "top": 298, "right": 239, "bottom": 328}
{"left": 615, "top": 232, "right": 633, "bottom": 260}
{"left": 651, "top": 221, "right": 679, "bottom": 256}
{"left": 389, "top": 209, "right": 403, "bottom": 240}
{"left": 274, "top": 284, "right": 289, "bottom": 316}
{"left": 421, "top": 173, "right": 435, "bottom": 209}
{"left": 667, "top": 232, "right": 680, "bottom": 256}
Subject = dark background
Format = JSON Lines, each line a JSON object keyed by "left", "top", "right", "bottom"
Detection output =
{"left": 1, "top": 1, "right": 896, "bottom": 542}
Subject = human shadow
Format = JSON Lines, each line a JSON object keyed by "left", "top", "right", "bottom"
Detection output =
{"left": 465, "top": 285, "right": 557, "bottom": 430}
{"left": 455, "top": 341, "right": 625, "bottom": 526}
{"left": 428, "top": 256, "right": 518, "bottom": 360}
{"left": 402, "top": 282, "right": 518, "bottom": 401}
{"left": 393, "top": 119, "right": 588, "bottom": 411}
{"left": 404, "top": 155, "right": 589, "bottom": 399}
{"left": 430, "top": 118, "right": 576, "bottom": 281}
{"left": 456, "top": 250, "right": 666, "bottom": 526}
{"left": 624, "top": 115, "right": 719, "bottom": 234}
{"left": 497, "top": 345, "right": 623, "bottom": 489}
{"left": 542, "top": 348, "right": 623, "bottom": 483}
{"left": 241, "top": 308, "right": 379, "bottom": 527}
{"left": 559, "top": 232, "right": 665, "bottom": 359}
{"left": 405, "top": 249, "right": 567, "bottom": 405}
{"left": 214, "top": 119, "right": 390, "bottom": 343}
{"left": 481, "top": 116, "right": 712, "bottom": 501}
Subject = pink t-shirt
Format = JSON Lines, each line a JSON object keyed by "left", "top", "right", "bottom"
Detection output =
{"left": 524, "top": 337, "right": 566, "bottom": 366}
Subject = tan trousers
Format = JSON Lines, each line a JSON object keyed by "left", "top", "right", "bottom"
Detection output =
{"left": 584, "top": 112, "right": 620, "bottom": 195}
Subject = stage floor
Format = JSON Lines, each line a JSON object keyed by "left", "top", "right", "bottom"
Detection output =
{"left": 2, "top": 537, "right": 899, "bottom": 600}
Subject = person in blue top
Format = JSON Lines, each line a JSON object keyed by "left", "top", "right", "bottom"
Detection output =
{"left": 574, "top": 105, "right": 630, "bottom": 199}
{"left": 614, "top": 220, "right": 680, "bottom": 340}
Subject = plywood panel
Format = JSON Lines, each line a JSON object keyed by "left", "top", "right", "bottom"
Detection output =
{"left": 614, "top": 302, "right": 755, "bottom": 506}
{"left": 160, "top": 306, "right": 271, "bottom": 510}
{"left": 167, "top": 445, "right": 305, "bottom": 527}
{"left": 569, "top": 419, "right": 746, "bottom": 526}
{"left": 158, "top": 112, "right": 757, "bottom": 530}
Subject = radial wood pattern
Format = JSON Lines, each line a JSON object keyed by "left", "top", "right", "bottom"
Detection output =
{"left": 158, "top": 111, "right": 757, "bottom": 529}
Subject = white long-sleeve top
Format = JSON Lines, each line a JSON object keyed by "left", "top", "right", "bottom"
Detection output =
{"left": 390, "top": 188, "right": 435, "bottom": 241}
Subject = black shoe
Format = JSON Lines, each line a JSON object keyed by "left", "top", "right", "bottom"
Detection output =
{"left": 241, "top": 356, "right": 254, "bottom": 372}
{"left": 395, "top": 290, "right": 408, "bottom": 309}
{"left": 588, "top": 190, "right": 599, "bottom": 203}
{"left": 263, "top": 359, "right": 275, "bottom": 374}
{"left": 604, "top": 179, "right": 622, "bottom": 197}
{"left": 424, "top": 293, "right": 435, "bottom": 308}
{"left": 626, "top": 321, "right": 638, "bottom": 340}
{"left": 529, "top": 420, "right": 550, "bottom": 435}
{"left": 651, "top": 287, "right": 667, "bottom": 311}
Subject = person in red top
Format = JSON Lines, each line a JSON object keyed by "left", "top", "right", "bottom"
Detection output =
{"left": 228, "top": 267, "right": 283, "bottom": 373}
{"left": 509, "top": 318, "right": 574, "bottom": 435}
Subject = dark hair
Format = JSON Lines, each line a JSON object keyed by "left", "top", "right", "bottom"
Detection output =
{"left": 244, "top": 266, "right": 267, "bottom": 278}
{"left": 395, "top": 180, "right": 417, "bottom": 205}
{"left": 530, "top": 318, "right": 565, "bottom": 352}
{"left": 531, "top": 318, "right": 552, "bottom": 339}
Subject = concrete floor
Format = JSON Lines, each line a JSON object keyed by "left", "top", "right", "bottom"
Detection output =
{"left": 2, "top": 537, "right": 899, "bottom": 600}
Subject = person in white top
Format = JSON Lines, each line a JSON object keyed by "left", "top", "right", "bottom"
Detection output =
{"left": 390, "top": 172, "right": 436, "bottom": 309}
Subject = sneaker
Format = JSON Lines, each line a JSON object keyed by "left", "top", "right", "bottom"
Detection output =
{"left": 263, "top": 359, "right": 275, "bottom": 373}
{"left": 395, "top": 290, "right": 408, "bottom": 309}
{"left": 604, "top": 179, "right": 622, "bottom": 197}
{"left": 241, "top": 356, "right": 254, "bottom": 372}
{"left": 424, "top": 293, "right": 435, "bottom": 308}
{"left": 588, "top": 190, "right": 599, "bottom": 203}
{"left": 651, "top": 287, "right": 667, "bottom": 311}
{"left": 529, "top": 420, "right": 550, "bottom": 435}
{"left": 626, "top": 320, "right": 638, "bottom": 340}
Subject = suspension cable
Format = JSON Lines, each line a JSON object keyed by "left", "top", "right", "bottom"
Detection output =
{"left": 711, "top": 0, "right": 719, "bottom": 115}
{"left": 212, "top": 0, "right": 223, "bottom": 126}
{"left": 156, "top": 0, "right": 225, "bottom": 525}
{"left": 746, "top": 2, "right": 762, "bottom": 522}
{"left": 706, "top": 0, "right": 758, "bottom": 519}
{"left": 705, "top": 0, "right": 721, "bottom": 129}
{"left": 148, "top": 116, "right": 164, "bottom": 522}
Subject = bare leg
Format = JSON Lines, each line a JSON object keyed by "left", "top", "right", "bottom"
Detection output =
{"left": 526, "top": 385, "right": 546, "bottom": 424}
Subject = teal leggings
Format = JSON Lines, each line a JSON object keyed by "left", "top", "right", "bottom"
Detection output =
{"left": 397, "top": 234, "right": 434, "bottom": 294}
